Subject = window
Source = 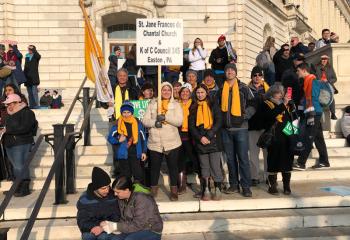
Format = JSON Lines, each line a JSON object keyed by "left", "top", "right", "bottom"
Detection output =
{"left": 107, "top": 24, "right": 136, "bottom": 39}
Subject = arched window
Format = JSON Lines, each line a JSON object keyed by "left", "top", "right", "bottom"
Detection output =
{"left": 107, "top": 24, "right": 136, "bottom": 39}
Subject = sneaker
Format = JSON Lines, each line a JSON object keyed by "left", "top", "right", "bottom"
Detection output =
{"left": 251, "top": 179, "right": 260, "bottom": 186}
{"left": 293, "top": 163, "right": 306, "bottom": 171}
{"left": 223, "top": 185, "right": 240, "bottom": 194}
{"left": 242, "top": 188, "right": 252, "bottom": 197}
{"left": 312, "top": 163, "right": 330, "bottom": 169}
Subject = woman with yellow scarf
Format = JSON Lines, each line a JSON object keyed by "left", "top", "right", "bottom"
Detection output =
{"left": 189, "top": 84, "right": 223, "bottom": 201}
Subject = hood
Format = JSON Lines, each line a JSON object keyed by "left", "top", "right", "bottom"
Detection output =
{"left": 160, "top": 81, "right": 175, "bottom": 101}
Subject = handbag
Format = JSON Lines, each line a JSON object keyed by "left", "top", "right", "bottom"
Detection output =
{"left": 257, "top": 122, "right": 278, "bottom": 149}
{"left": 0, "top": 67, "right": 11, "bottom": 78}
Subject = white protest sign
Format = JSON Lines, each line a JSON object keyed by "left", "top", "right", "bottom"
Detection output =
{"left": 136, "top": 18, "right": 183, "bottom": 66}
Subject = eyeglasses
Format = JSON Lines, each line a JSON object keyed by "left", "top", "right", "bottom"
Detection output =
{"left": 253, "top": 73, "right": 263, "bottom": 77}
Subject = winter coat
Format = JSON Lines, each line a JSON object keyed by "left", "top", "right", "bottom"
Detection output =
{"left": 115, "top": 184, "right": 163, "bottom": 234}
{"left": 40, "top": 95, "right": 53, "bottom": 107}
{"left": 51, "top": 95, "right": 63, "bottom": 109}
{"left": 24, "top": 50, "right": 41, "bottom": 86}
{"left": 8, "top": 46, "right": 27, "bottom": 85}
{"left": 123, "top": 57, "right": 138, "bottom": 76}
{"left": 273, "top": 53, "right": 293, "bottom": 82}
{"left": 188, "top": 48, "right": 207, "bottom": 71}
{"left": 315, "top": 63, "right": 337, "bottom": 85}
{"left": 142, "top": 83, "right": 183, "bottom": 153}
{"left": 3, "top": 106, "right": 36, "bottom": 147}
{"left": 209, "top": 47, "right": 229, "bottom": 72}
{"left": 76, "top": 183, "right": 120, "bottom": 233}
{"left": 341, "top": 113, "right": 350, "bottom": 137}
{"left": 216, "top": 80, "right": 256, "bottom": 129}
{"left": 188, "top": 101, "right": 222, "bottom": 154}
{"left": 315, "top": 38, "right": 331, "bottom": 49}
{"left": 107, "top": 119, "right": 147, "bottom": 160}
{"left": 281, "top": 68, "right": 304, "bottom": 106}
{"left": 108, "top": 54, "right": 120, "bottom": 77}
{"left": 248, "top": 83, "right": 267, "bottom": 131}
{"left": 261, "top": 99, "right": 294, "bottom": 172}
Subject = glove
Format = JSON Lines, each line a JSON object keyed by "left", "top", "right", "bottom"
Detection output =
{"left": 156, "top": 114, "right": 166, "bottom": 122}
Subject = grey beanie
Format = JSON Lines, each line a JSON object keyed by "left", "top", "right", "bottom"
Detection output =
{"left": 185, "top": 69, "right": 197, "bottom": 79}
{"left": 224, "top": 63, "right": 237, "bottom": 73}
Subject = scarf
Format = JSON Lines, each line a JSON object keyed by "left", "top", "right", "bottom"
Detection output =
{"left": 262, "top": 81, "right": 269, "bottom": 92}
{"left": 196, "top": 100, "right": 213, "bottom": 129}
{"left": 26, "top": 53, "right": 33, "bottom": 61}
{"left": 221, "top": 79, "right": 241, "bottom": 117}
{"left": 303, "top": 74, "right": 316, "bottom": 108}
{"left": 115, "top": 85, "right": 129, "bottom": 119}
{"left": 161, "top": 99, "right": 170, "bottom": 115}
{"left": 203, "top": 81, "right": 216, "bottom": 90}
{"left": 117, "top": 115, "right": 138, "bottom": 144}
{"left": 180, "top": 99, "right": 192, "bottom": 132}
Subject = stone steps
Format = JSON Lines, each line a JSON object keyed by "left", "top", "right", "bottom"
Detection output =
{"left": 3, "top": 207, "right": 350, "bottom": 239}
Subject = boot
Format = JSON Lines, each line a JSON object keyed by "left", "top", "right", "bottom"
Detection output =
{"left": 267, "top": 174, "right": 279, "bottom": 195}
{"left": 201, "top": 178, "right": 211, "bottom": 201}
{"left": 178, "top": 172, "right": 187, "bottom": 195}
{"left": 14, "top": 179, "right": 31, "bottom": 197}
{"left": 212, "top": 182, "right": 222, "bottom": 201}
{"left": 151, "top": 186, "right": 159, "bottom": 198}
{"left": 282, "top": 172, "right": 292, "bottom": 195}
{"left": 193, "top": 178, "right": 204, "bottom": 198}
{"left": 170, "top": 186, "right": 178, "bottom": 201}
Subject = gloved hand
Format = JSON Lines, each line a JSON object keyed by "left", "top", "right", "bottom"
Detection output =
{"left": 156, "top": 114, "right": 166, "bottom": 122}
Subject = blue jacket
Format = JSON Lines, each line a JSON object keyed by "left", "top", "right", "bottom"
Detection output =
{"left": 76, "top": 183, "right": 120, "bottom": 233}
{"left": 107, "top": 119, "right": 147, "bottom": 160}
{"left": 301, "top": 78, "right": 323, "bottom": 115}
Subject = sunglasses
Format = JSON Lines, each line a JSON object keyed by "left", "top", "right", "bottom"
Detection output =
{"left": 321, "top": 58, "right": 328, "bottom": 60}
{"left": 253, "top": 73, "right": 263, "bottom": 77}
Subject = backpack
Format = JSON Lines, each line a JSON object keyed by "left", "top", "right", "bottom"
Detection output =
{"left": 256, "top": 51, "right": 271, "bottom": 69}
{"left": 317, "top": 81, "right": 334, "bottom": 108}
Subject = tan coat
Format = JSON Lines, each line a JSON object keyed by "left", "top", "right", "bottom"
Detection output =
{"left": 142, "top": 82, "right": 183, "bottom": 153}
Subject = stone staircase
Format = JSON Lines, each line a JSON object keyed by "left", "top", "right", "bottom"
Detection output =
{"left": 1, "top": 88, "right": 350, "bottom": 239}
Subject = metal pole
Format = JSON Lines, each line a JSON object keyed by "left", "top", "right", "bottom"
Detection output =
{"left": 0, "top": 228, "right": 9, "bottom": 240}
{"left": 53, "top": 124, "right": 67, "bottom": 204}
{"left": 82, "top": 87, "right": 91, "bottom": 146}
{"left": 65, "top": 124, "right": 76, "bottom": 194}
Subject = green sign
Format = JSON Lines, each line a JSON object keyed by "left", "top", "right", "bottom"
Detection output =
{"left": 130, "top": 100, "right": 150, "bottom": 120}
{"left": 282, "top": 121, "right": 299, "bottom": 136}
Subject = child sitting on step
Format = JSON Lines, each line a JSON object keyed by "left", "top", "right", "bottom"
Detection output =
{"left": 107, "top": 101, "right": 147, "bottom": 184}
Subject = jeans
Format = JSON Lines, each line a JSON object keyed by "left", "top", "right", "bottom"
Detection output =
{"left": 297, "top": 115, "right": 329, "bottom": 166}
{"left": 222, "top": 129, "right": 251, "bottom": 188}
{"left": 113, "top": 231, "right": 161, "bottom": 240}
{"left": 82, "top": 232, "right": 119, "bottom": 240}
{"left": 248, "top": 130, "right": 267, "bottom": 180}
{"left": 26, "top": 85, "right": 39, "bottom": 108}
{"left": 5, "top": 143, "right": 32, "bottom": 179}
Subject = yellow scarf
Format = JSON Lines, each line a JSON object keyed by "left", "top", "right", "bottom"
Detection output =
{"left": 161, "top": 99, "right": 170, "bottom": 115}
{"left": 115, "top": 85, "right": 129, "bottom": 119}
{"left": 180, "top": 99, "right": 192, "bottom": 132}
{"left": 196, "top": 100, "right": 213, "bottom": 129}
{"left": 221, "top": 79, "right": 241, "bottom": 117}
{"left": 262, "top": 81, "right": 269, "bottom": 92}
{"left": 203, "top": 81, "right": 216, "bottom": 90}
{"left": 117, "top": 115, "right": 138, "bottom": 144}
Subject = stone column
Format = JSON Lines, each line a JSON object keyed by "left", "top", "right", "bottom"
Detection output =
{"left": 329, "top": 0, "right": 336, "bottom": 30}
{"left": 335, "top": 8, "right": 341, "bottom": 35}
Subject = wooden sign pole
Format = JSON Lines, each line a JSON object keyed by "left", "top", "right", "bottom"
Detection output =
{"left": 157, "top": 65, "right": 162, "bottom": 115}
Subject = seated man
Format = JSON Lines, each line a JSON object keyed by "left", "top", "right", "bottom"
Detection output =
{"left": 77, "top": 167, "right": 120, "bottom": 240}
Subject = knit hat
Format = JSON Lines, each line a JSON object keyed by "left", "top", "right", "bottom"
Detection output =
{"left": 120, "top": 101, "right": 134, "bottom": 114}
{"left": 251, "top": 66, "right": 263, "bottom": 79}
{"left": 114, "top": 46, "right": 121, "bottom": 52}
{"left": 91, "top": 167, "right": 111, "bottom": 191}
{"left": 186, "top": 69, "right": 197, "bottom": 79}
{"left": 218, "top": 35, "right": 226, "bottom": 42}
{"left": 321, "top": 54, "right": 330, "bottom": 59}
{"left": 224, "top": 63, "right": 237, "bottom": 73}
{"left": 203, "top": 69, "right": 215, "bottom": 79}
{"left": 141, "top": 82, "right": 154, "bottom": 92}
{"left": 180, "top": 82, "right": 193, "bottom": 93}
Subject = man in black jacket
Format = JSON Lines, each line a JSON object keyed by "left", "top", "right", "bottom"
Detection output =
{"left": 24, "top": 45, "right": 41, "bottom": 109}
{"left": 108, "top": 46, "right": 122, "bottom": 93}
{"left": 77, "top": 167, "right": 120, "bottom": 240}
{"left": 290, "top": 37, "right": 309, "bottom": 55}
{"left": 273, "top": 44, "right": 293, "bottom": 82}
{"left": 209, "top": 35, "right": 229, "bottom": 88}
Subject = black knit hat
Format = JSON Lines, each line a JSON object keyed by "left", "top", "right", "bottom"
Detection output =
{"left": 224, "top": 63, "right": 237, "bottom": 73}
{"left": 251, "top": 66, "right": 263, "bottom": 79}
{"left": 91, "top": 167, "right": 111, "bottom": 190}
{"left": 203, "top": 69, "right": 215, "bottom": 79}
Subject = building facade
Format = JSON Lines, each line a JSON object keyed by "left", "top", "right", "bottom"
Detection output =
{"left": 0, "top": 0, "right": 349, "bottom": 87}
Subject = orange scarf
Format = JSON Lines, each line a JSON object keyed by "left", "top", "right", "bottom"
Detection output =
{"left": 117, "top": 115, "right": 138, "bottom": 144}
{"left": 196, "top": 100, "right": 213, "bottom": 129}
{"left": 161, "top": 99, "right": 170, "bottom": 115}
{"left": 203, "top": 81, "right": 216, "bottom": 90}
{"left": 303, "top": 74, "right": 316, "bottom": 108}
{"left": 180, "top": 99, "right": 192, "bottom": 132}
{"left": 221, "top": 79, "right": 241, "bottom": 116}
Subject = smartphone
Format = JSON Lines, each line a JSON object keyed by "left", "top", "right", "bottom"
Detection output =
{"left": 287, "top": 87, "right": 293, "bottom": 99}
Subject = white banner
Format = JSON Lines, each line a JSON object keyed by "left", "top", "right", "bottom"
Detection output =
{"left": 136, "top": 18, "right": 183, "bottom": 66}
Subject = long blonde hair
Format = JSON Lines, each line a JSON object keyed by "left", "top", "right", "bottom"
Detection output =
{"left": 192, "top": 38, "right": 204, "bottom": 53}
{"left": 263, "top": 36, "right": 275, "bottom": 51}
